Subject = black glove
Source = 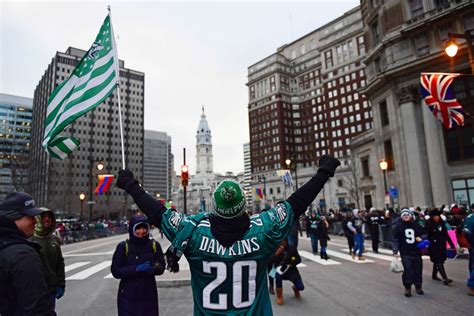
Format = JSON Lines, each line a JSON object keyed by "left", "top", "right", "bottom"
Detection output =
{"left": 318, "top": 155, "right": 341, "bottom": 177}
{"left": 165, "top": 246, "right": 180, "bottom": 273}
{"left": 117, "top": 169, "right": 139, "bottom": 192}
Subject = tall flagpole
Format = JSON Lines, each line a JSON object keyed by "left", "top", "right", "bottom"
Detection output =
{"left": 108, "top": 6, "right": 126, "bottom": 170}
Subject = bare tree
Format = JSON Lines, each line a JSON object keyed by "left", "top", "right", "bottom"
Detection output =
{"left": 341, "top": 150, "right": 361, "bottom": 210}
{"left": 4, "top": 154, "right": 29, "bottom": 192}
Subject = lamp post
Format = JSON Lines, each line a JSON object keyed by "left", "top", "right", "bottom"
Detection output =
{"left": 79, "top": 192, "right": 86, "bottom": 222}
{"left": 285, "top": 158, "right": 299, "bottom": 189}
{"left": 445, "top": 30, "right": 474, "bottom": 73}
{"left": 89, "top": 161, "right": 104, "bottom": 223}
{"left": 379, "top": 159, "right": 389, "bottom": 209}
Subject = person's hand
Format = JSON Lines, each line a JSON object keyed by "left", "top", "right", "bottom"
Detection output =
{"left": 55, "top": 287, "right": 65, "bottom": 299}
{"left": 415, "top": 237, "right": 422, "bottom": 243}
{"left": 117, "top": 169, "right": 138, "bottom": 192}
{"left": 318, "top": 155, "right": 341, "bottom": 177}
{"left": 136, "top": 261, "right": 152, "bottom": 272}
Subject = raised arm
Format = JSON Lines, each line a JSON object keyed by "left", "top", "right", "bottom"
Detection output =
{"left": 286, "top": 155, "right": 340, "bottom": 218}
{"left": 117, "top": 170, "right": 166, "bottom": 227}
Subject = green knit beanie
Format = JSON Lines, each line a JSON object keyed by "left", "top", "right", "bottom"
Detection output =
{"left": 211, "top": 179, "right": 246, "bottom": 219}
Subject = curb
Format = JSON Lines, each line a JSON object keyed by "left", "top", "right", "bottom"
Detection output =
{"left": 157, "top": 278, "right": 191, "bottom": 287}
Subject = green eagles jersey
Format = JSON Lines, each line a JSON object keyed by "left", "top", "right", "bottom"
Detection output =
{"left": 160, "top": 201, "right": 295, "bottom": 316}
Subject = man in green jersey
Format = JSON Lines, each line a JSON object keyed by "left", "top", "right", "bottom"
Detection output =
{"left": 117, "top": 155, "right": 340, "bottom": 315}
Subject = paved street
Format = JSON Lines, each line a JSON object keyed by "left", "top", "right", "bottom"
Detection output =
{"left": 56, "top": 233, "right": 472, "bottom": 316}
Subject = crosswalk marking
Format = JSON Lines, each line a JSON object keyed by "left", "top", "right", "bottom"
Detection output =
{"left": 104, "top": 273, "right": 114, "bottom": 279}
{"left": 297, "top": 263, "right": 307, "bottom": 267}
{"left": 342, "top": 249, "right": 394, "bottom": 261}
{"left": 325, "top": 249, "right": 374, "bottom": 263}
{"left": 300, "top": 250, "right": 341, "bottom": 265}
{"left": 376, "top": 248, "right": 430, "bottom": 260}
{"left": 66, "top": 260, "right": 112, "bottom": 280}
{"left": 65, "top": 261, "right": 91, "bottom": 272}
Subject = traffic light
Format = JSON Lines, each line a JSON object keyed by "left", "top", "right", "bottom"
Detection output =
{"left": 181, "top": 165, "right": 189, "bottom": 187}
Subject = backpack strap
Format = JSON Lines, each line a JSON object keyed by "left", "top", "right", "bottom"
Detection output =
{"left": 124, "top": 239, "right": 129, "bottom": 256}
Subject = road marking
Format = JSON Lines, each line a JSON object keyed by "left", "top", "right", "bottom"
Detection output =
{"left": 64, "top": 252, "right": 114, "bottom": 257}
{"left": 342, "top": 249, "right": 394, "bottom": 261}
{"left": 65, "top": 261, "right": 91, "bottom": 272}
{"left": 376, "top": 248, "right": 430, "bottom": 260}
{"left": 297, "top": 263, "right": 307, "bottom": 267}
{"left": 66, "top": 260, "right": 112, "bottom": 280}
{"left": 325, "top": 249, "right": 374, "bottom": 263}
{"left": 299, "top": 250, "right": 341, "bottom": 265}
{"left": 62, "top": 235, "right": 126, "bottom": 255}
{"left": 104, "top": 273, "right": 114, "bottom": 279}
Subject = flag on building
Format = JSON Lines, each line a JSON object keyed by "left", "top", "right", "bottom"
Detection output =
{"left": 95, "top": 175, "right": 115, "bottom": 195}
{"left": 43, "top": 14, "right": 119, "bottom": 159}
{"left": 420, "top": 73, "right": 465, "bottom": 129}
{"left": 254, "top": 187, "right": 264, "bottom": 200}
{"left": 276, "top": 169, "right": 294, "bottom": 187}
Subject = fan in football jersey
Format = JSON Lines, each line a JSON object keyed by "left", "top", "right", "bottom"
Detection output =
{"left": 117, "top": 155, "right": 340, "bottom": 315}
{"left": 392, "top": 208, "right": 426, "bottom": 297}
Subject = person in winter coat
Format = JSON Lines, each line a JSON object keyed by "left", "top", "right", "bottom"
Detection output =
{"left": 317, "top": 215, "right": 330, "bottom": 260}
{"left": 30, "top": 209, "right": 66, "bottom": 306}
{"left": 392, "top": 208, "right": 426, "bottom": 297}
{"left": 0, "top": 192, "right": 56, "bottom": 316}
{"left": 461, "top": 205, "right": 474, "bottom": 296}
{"left": 366, "top": 208, "right": 384, "bottom": 253}
{"left": 270, "top": 239, "right": 304, "bottom": 305}
{"left": 425, "top": 209, "right": 456, "bottom": 285}
{"left": 307, "top": 211, "right": 319, "bottom": 255}
{"left": 342, "top": 212, "right": 355, "bottom": 255}
{"left": 111, "top": 215, "right": 166, "bottom": 316}
{"left": 347, "top": 209, "right": 365, "bottom": 260}
{"left": 116, "top": 155, "right": 340, "bottom": 316}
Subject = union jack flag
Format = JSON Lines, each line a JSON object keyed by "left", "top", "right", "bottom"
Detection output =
{"left": 420, "top": 73, "right": 465, "bottom": 129}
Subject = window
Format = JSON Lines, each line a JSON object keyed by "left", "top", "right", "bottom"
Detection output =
{"left": 371, "top": 20, "right": 380, "bottom": 45}
{"left": 361, "top": 157, "right": 370, "bottom": 177}
{"left": 379, "top": 100, "right": 389, "bottom": 126}
{"left": 337, "top": 179, "right": 343, "bottom": 187}
{"left": 384, "top": 139, "right": 395, "bottom": 170}
{"left": 408, "top": 0, "right": 424, "bottom": 18}
{"left": 451, "top": 178, "right": 474, "bottom": 206}
{"left": 414, "top": 33, "right": 430, "bottom": 56}
{"left": 444, "top": 75, "right": 474, "bottom": 162}
{"left": 325, "top": 50, "right": 333, "bottom": 68}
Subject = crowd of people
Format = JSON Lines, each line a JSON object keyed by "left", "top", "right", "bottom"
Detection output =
{"left": 1, "top": 154, "right": 473, "bottom": 315}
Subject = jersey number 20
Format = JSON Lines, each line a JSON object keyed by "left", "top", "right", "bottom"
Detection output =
{"left": 202, "top": 260, "right": 256, "bottom": 310}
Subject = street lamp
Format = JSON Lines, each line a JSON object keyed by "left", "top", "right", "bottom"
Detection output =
{"left": 89, "top": 161, "right": 105, "bottom": 223}
{"left": 285, "top": 158, "right": 299, "bottom": 189}
{"left": 379, "top": 159, "right": 389, "bottom": 209}
{"left": 79, "top": 192, "right": 86, "bottom": 221}
{"left": 445, "top": 31, "right": 474, "bottom": 73}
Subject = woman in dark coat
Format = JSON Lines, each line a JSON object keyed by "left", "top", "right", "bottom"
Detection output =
{"left": 317, "top": 216, "right": 330, "bottom": 260}
{"left": 111, "top": 215, "right": 165, "bottom": 316}
{"left": 426, "top": 209, "right": 455, "bottom": 285}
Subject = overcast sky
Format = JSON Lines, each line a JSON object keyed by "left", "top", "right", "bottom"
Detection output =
{"left": 1, "top": 0, "right": 359, "bottom": 175}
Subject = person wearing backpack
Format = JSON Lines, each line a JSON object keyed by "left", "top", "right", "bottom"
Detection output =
{"left": 307, "top": 211, "right": 319, "bottom": 255}
{"left": 111, "top": 214, "right": 165, "bottom": 316}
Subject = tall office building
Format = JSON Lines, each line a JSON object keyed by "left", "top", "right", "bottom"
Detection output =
{"left": 143, "top": 130, "right": 173, "bottom": 201}
{"left": 359, "top": 0, "right": 474, "bottom": 208}
{"left": 243, "top": 142, "right": 252, "bottom": 209}
{"left": 247, "top": 7, "right": 372, "bottom": 208}
{"left": 30, "top": 47, "right": 145, "bottom": 219}
{"left": 0, "top": 94, "right": 33, "bottom": 199}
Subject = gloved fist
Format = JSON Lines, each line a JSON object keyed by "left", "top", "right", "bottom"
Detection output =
{"left": 165, "top": 247, "right": 180, "bottom": 273}
{"left": 117, "top": 169, "right": 138, "bottom": 192}
{"left": 318, "top": 155, "right": 341, "bottom": 177}
{"left": 55, "top": 287, "right": 65, "bottom": 299}
{"left": 136, "top": 261, "right": 152, "bottom": 272}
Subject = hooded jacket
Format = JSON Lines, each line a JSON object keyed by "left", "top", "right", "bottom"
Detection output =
{"left": 0, "top": 215, "right": 56, "bottom": 316}
{"left": 29, "top": 211, "right": 65, "bottom": 294}
{"left": 111, "top": 215, "right": 165, "bottom": 316}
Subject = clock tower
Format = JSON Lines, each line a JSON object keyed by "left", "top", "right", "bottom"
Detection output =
{"left": 196, "top": 106, "right": 213, "bottom": 176}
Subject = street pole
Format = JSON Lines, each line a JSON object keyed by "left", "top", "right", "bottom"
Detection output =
{"left": 80, "top": 200, "right": 84, "bottom": 222}
{"left": 383, "top": 169, "right": 389, "bottom": 209}
{"left": 89, "top": 159, "right": 93, "bottom": 223}
{"left": 294, "top": 164, "right": 299, "bottom": 190}
{"left": 183, "top": 148, "right": 187, "bottom": 215}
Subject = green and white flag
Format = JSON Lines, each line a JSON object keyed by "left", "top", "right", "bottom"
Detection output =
{"left": 43, "top": 14, "right": 119, "bottom": 159}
